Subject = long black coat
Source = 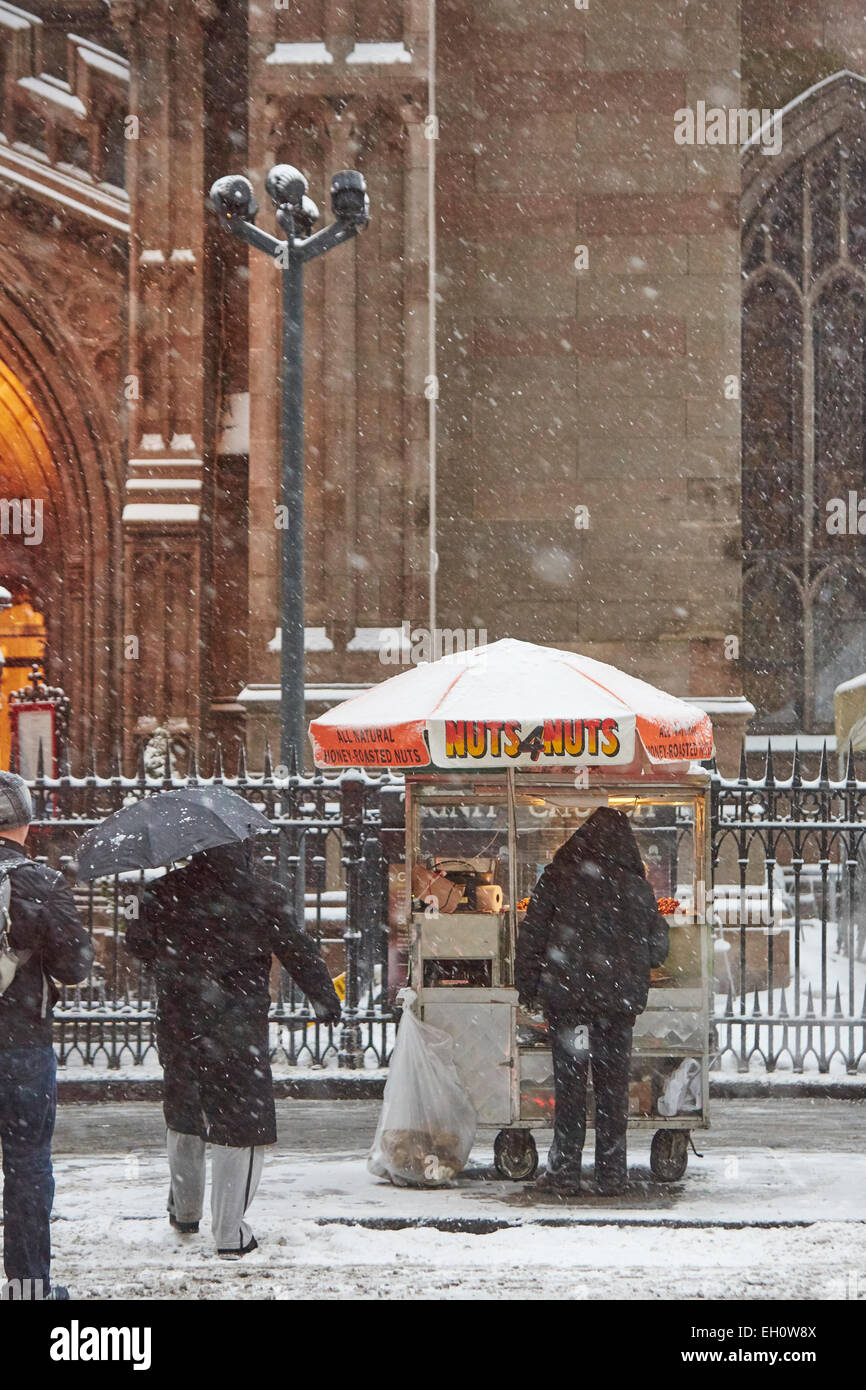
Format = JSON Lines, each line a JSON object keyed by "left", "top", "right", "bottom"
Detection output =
{"left": 125, "top": 845, "right": 340, "bottom": 1144}
{"left": 515, "top": 808, "right": 669, "bottom": 1021}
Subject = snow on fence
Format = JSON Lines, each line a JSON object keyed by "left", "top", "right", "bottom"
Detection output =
{"left": 711, "top": 745, "right": 866, "bottom": 1074}
{"left": 22, "top": 741, "right": 866, "bottom": 1075}
{"left": 23, "top": 747, "right": 403, "bottom": 1071}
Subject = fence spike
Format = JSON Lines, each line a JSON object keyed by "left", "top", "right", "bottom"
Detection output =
{"left": 764, "top": 738, "right": 775, "bottom": 786}
{"left": 846, "top": 739, "right": 856, "bottom": 787}
{"left": 834, "top": 982, "right": 843, "bottom": 1016}
{"left": 213, "top": 742, "right": 225, "bottom": 781}
{"left": 752, "top": 987, "right": 761, "bottom": 1016}
{"left": 818, "top": 738, "right": 829, "bottom": 787}
{"left": 738, "top": 739, "right": 748, "bottom": 785}
{"left": 288, "top": 744, "right": 298, "bottom": 779}
{"left": 236, "top": 741, "right": 247, "bottom": 780}
{"left": 188, "top": 744, "right": 200, "bottom": 783}
{"left": 778, "top": 988, "right": 789, "bottom": 1018}
{"left": 263, "top": 742, "right": 273, "bottom": 780}
{"left": 805, "top": 983, "right": 815, "bottom": 1017}
{"left": 136, "top": 741, "right": 147, "bottom": 782}
{"left": 861, "top": 983, "right": 866, "bottom": 1019}
{"left": 112, "top": 743, "right": 123, "bottom": 779}
{"left": 724, "top": 988, "right": 734, "bottom": 1018}
{"left": 791, "top": 739, "right": 801, "bottom": 787}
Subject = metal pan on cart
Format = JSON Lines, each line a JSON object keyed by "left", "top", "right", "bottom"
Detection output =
{"left": 310, "top": 639, "right": 714, "bottom": 1185}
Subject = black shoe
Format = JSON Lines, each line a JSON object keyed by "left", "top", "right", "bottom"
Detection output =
{"left": 169, "top": 1214, "right": 200, "bottom": 1234}
{"left": 217, "top": 1235, "right": 258, "bottom": 1260}
{"left": 539, "top": 1142, "right": 582, "bottom": 1190}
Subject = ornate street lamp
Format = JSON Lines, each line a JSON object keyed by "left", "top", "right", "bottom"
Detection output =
{"left": 208, "top": 164, "right": 369, "bottom": 771}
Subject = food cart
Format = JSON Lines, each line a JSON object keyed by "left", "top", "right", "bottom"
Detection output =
{"left": 310, "top": 639, "right": 714, "bottom": 1183}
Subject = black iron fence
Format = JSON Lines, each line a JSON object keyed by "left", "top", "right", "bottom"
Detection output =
{"left": 711, "top": 745, "right": 866, "bottom": 1074}
{"left": 26, "top": 749, "right": 403, "bottom": 1071}
{"left": 24, "top": 743, "right": 866, "bottom": 1075}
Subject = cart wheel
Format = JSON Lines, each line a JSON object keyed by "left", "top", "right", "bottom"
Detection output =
{"left": 493, "top": 1129, "right": 539, "bottom": 1180}
{"left": 650, "top": 1129, "right": 689, "bottom": 1182}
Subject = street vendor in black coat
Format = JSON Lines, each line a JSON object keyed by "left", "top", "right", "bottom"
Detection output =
{"left": 126, "top": 840, "right": 341, "bottom": 1256}
{"left": 515, "top": 807, "right": 669, "bottom": 1194}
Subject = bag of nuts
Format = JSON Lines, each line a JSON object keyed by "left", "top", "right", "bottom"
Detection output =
{"left": 368, "top": 992, "right": 477, "bottom": 1187}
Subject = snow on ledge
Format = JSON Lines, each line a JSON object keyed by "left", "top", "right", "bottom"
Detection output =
{"left": 690, "top": 695, "right": 756, "bottom": 718}
{"left": 267, "top": 626, "right": 335, "bottom": 653}
{"left": 347, "top": 626, "right": 402, "bottom": 652}
{"left": 121, "top": 503, "right": 200, "bottom": 523}
{"left": 265, "top": 42, "right": 333, "bottom": 64}
{"left": 346, "top": 42, "right": 412, "bottom": 64}
{"left": 237, "top": 683, "right": 372, "bottom": 705}
{"left": 745, "top": 733, "right": 837, "bottom": 753}
{"left": 218, "top": 391, "right": 249, "bottom": 455}
{"left": 18, "top": 76, "right": 86, "bottom": 117}
{"left": 0, "top": 8, "right": 32, "bottom": 32}
{"left": 75, "top": 43, "right": 129, "bottom": 85}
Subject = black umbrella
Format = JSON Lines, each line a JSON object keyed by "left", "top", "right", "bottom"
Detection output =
{"left": 75, "top": 786, "right": 273, "bottom": 882}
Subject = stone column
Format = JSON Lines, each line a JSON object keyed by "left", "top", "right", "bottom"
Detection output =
{"left": 111, "top": 0, "right": 213, "bottom": 756}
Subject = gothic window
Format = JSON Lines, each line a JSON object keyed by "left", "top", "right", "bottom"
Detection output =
{"left": 742, "top": 77, "right": 866, "bottom": 732}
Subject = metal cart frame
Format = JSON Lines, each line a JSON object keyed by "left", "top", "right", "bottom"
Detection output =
{"left": 403, "top": 765, "right": 712, "bottom": 1181}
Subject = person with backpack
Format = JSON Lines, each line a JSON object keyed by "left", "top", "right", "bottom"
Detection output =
{"left": 0, "top": 771, "right": 93, "bottom": 1300}
{"left": 125, "top": 839, "right": 341, "bottom": 1258}
{"left": 515, "top": 806, "right": 669, "bottom": 1195}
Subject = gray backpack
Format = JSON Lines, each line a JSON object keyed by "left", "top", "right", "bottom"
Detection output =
{"left": 0, "top": 861, "right": 33, "bottom": 997}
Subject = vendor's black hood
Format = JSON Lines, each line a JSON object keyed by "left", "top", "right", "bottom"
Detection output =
{"left": 553, "top": 807, "right": 644, "bottom": 877}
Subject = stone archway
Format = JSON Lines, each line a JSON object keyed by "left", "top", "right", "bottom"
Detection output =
{"left": 0, "top": 276, "right": 125, "bottom": 764}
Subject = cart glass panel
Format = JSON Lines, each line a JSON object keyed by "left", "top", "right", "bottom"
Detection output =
{"left": 410, "top": 789, "right": 513, "bottom": 988}
{"left": 514, "top": 785, "right": 709, "bottom": 1128}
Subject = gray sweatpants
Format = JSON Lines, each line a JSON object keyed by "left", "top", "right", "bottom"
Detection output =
{"left": 166, "top": 1129, "right": 265, "bottom": 1252}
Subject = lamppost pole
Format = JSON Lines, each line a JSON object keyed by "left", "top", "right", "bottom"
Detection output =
{"left": 281, "top": 245, "right": 305, "bottom": 767}
{"left": 208, "top": 166, "right": 370, "bottom": 772}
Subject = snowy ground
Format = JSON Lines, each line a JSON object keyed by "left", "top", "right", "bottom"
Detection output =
{"left": 43, "top": 1099, "right": 866, "bottom": 1300}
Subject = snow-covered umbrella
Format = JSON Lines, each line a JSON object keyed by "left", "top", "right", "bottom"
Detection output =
{"left": 75, "top": 786, "right": 272, "bottom": 881}
{"left": 309, "top": 638, "right": 713, "bottom": 771}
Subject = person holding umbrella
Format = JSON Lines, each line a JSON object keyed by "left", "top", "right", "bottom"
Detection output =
{"left": 78, "top": 787, "right": 341, "bottom": 1257}
{"left": 515, "top": 806, "right": 669, "bottom": 1195}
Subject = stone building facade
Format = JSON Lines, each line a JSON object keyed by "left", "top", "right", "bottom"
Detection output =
{"left": 0, "top": 0, "right": 862, "bottom": 770}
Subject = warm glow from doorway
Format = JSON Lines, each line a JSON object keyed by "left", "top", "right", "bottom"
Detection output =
{"left": 0, "top": 358, "right": 55, "bottom": 768}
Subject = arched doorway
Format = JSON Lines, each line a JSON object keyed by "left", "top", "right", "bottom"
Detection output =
{"left": 0, "top": 359, "right": 57, "bottom": 767}
{"left": 0, "top": 277, "right": 124, "bottom": 766}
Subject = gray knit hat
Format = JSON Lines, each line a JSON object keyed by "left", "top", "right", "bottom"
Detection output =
{"left": 0, "top": 772, "right": 33, "bottom": 829}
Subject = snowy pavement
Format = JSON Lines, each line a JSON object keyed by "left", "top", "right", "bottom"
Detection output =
{"left": 40, "top": 1099, "right": 866, "bottom": 1299}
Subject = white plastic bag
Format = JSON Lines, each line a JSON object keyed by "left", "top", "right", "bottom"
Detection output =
{"left": 657, "top": 1057, "right": 702, "bottom": 1117}
{"left": 368, "top": 992, "right": 477, "bottom": 1187}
